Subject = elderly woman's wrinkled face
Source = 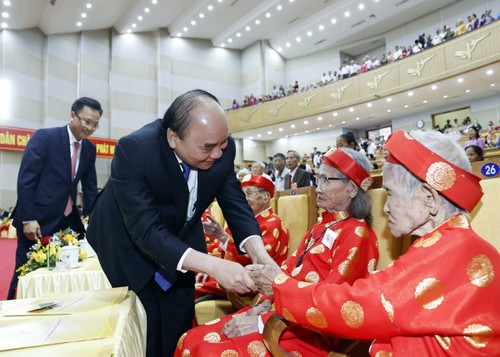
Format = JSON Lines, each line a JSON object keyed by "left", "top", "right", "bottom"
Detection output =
{"left": 251, "top": 162, "right": 264, "bottom": 175}
{"left": 315, "top": 164, "right": 353, "bottom": 212}
{"left": 382, "top": 172, "right": 430, "bottom": 238}
{"left": 242, "top": 186, "right": 269, "bottom": 214}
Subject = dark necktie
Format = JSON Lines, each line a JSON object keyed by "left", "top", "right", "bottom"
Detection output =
{"left": 180, "top": 162, "right": 190, "bottom": 181}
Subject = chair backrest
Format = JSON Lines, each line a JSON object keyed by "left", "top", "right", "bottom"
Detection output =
{"left": 470, "top": 177, "right": 500, "bottom": 252}
{"left": 210, "top": 200, "right": 225, "bottom": 228}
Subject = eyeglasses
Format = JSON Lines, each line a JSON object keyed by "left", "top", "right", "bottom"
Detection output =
{"left": 243, "top": 189, "right": 266, "bottom": 197}
{"left": 315, "top": 174, "right": 345, "bottom": 187}
{"left": 74, "top": 112, "right": 99, "bottom": 130}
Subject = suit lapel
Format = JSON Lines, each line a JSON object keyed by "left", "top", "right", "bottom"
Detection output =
{"left": 59, "top": 127, "right": 72, "bottom": 182}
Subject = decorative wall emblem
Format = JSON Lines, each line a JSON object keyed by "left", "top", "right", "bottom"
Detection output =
{"left": 298, "top": 93, "right": 318, "bottom": 109}
{"left": 366, "top": 71, "right": 390, "bottom": 90}
{"left": 268, "top": 101, "right": 286, "bottom": 118}
{"left": 455, "top": 32, "right": 490, "bottom": 59}
{"left": 330, "top": 84, "right": 352, "bottom": 101}
{"left": 240, "top": 108, "right": 258, "bottom": 123}
{"left": 407, "top": 55, "right": 436, "bottom": 77}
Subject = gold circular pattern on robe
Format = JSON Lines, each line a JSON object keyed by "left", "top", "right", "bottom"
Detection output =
{"left": 447, "top": 214, "right": 468, "bottom": 228}
{"left": 247, "top": 340, "right": 266, "bottom": 357}
{"left": 261, "top": 210, "right": 270, "bottom": 218}
{"left": 290, "top": 352, "right": 303, "bottom": 357}
{"left": 467, "top": 254, "right": 495, "bottom": 287}
{"left": 221, "top": 350, "right": 240, "bottom": 357}
{"left": 282, "top": 263, "right": 288, "bottom": 271}
{"left": 414, "top": 231, "right": 441, "bottom": 248}
{"left": 341, "top": 301, "right": 364, "bottom": 328}
{"left": 338, "top": 260, "right": 353, "bottom": 278}
{"left": 367, "top": 258, "right": 377, "bottom": 274}
{"left": 374, "top": 351, "right": 393, "bottom": 357}
{"left": 355, "top": 226, "right": 368, "bottom": 238}
{"left": 434, "top": 335, "right": 451, "bottom": 350}
{"left": 181, "top": 349, "right": 191, "bottom": 357}
{"left": 225, "top": 252, "right": 233, "bottom": 260}
{"left": 381, "top": 294, "right": 394, "bottom": 323}
{"left": 177, "top": 332, "right": 187, "bottom": 350}
{"left": 291, "top": 264, "right": 303, "bottom": 277}
{"left": 306, "top": 307, "right": 328, "bottom": 329}
{"left": 309, "top": 244, "right": 325, "bottom": 254}
{"left": 305, "top": 271, "right": 320, "bottom": 283}
{"left": 415, "top": 278, "right": 444, "bottom": 309}
{"left": 297, "top": 281, "right": 313, "bottom": 288}
{"left": 203, "top": 332, "right": 221, "bottom": 343}
{"left": 205, "top": 317, "right": 221, "bottom": 325}
{"left": 261, "top": 230, "right": 268, "bottom": 237}
{"left": 273, "top": 228, "right": 280, "bottom": 238}
{"left": 425, "top": 162, "right": 456, "bottom": 191}
{"left": 463, "top": 324, "right": 493, "bottom": 348}
{"left": 265, "top": 244, "right": 272, "bottom": 251}
{"left": 282, "top": 307, "right": 297, "bottom": 323}
{"left": 274, "top": 273, "right": 290, "bottom": 285}
{"left": 348, "top": 247, "right": 360, "bottom": 262}
{"left": 275, "top": 240, "right": 281, "bottom": 252}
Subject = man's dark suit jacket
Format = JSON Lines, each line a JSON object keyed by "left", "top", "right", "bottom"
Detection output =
{"left": 284, "top": 167, "right": 311, "bottom": 189}
{"left": 12, "top": 126, "right": 98, "bottom": 235}
{"left": 86, "top": 119, "right": 261, "bottom": 293}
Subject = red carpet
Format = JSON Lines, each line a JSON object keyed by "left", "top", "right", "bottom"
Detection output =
{"left": 0, "top": 238, "right": 17, "bottom": 300}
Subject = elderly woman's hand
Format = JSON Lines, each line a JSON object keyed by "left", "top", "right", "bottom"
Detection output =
{"left": 245, "top": 300, "right": 272, "bottom": 316}
{"left": 222, "top": 315, "right": 259, "bottom": 338}
{"left": 246, "top": 264, "right": 283, "bottom": 296}
{"left": 202, "top": 215, "right": 229, "bottom": 243}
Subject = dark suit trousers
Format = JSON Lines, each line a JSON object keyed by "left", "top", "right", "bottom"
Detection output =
{"left": 137, "top": 271, "right": 195, "bottom": 357}
{"left": 7, "top": 209, "right": 86, "bottom": 299}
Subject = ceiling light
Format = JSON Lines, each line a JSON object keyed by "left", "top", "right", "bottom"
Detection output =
{"left": 303, "top": 120, "right": 309, "bottom": 124}
{"left": 296, "top": 37, "right": 301, "bottom": 42}
{"left": 249, "top": 136, "right": 253, "bottom": 140}
{"left": 318, "top": 24, "right": 324, "bottom": 30}
{"left": 266, "top": 13, "right": 271, "bottom": 18}
{"left": 208, "top": 5, "right": 213, "bottom": 10}
{"left": 486, "top": 69, "right": 494, "bottom": 75}
{"left": 291, "top": 124, "right": 296, "bottom": 128}
{"left": 329, "top": 124, "right": 333, "bottom": 127}
{"left": 138, "top": 16, "right": 143, "bottom": 21}
{"left": 176, "top": 32, "right": 181, "bottom": 37}
{"left": 199, "top": 13, "right": 204, "bottom": 18}
{"left": 465, "top": 89, "right": 471, "bottom": 93}
{"left": 294, "top": 133, "right": 298, "bottom": 135}
{"left": 307, "top": 31, "right": 312, "bottom": 36}
{"left": 387, "top": 109, "right": 391, "bottom": 112}
{"left": 457, "top": 77, "right": 464, "bottom": 83}
{"left": 316, "top": 127, "right": 320, "bottom": 130}
{"left": 333, "top": 112, "right": 338, "bottom": 117}
{"left": 277, "top": 47, "right": 283, "bottom": 52}
{"left": 2, "top": 12, "right": 9, "bottom": 18}
{"left": 305, "top": 130, "right": 309, "bottom": 133}
{"left": 423, "top": 100, "right": 428, "bottom": 103}
{"left": 255, "top": 19, "right": 260, "bottom": 25}
{"left": 86, "top": 3, "right": 92, "bottom": 9}
{"left": 245, "top": 26, "right": 251, "bottom": 31}
{"left": 317, "top": 116, "right": 322, "bottom": 121}
{"left": 191, "top": 20, "right": 196, "bottom": 25}
{"left": 257, "top": 134, "right": 262, "bottom": 138}
{"left": 267, "top": 131, "right": 272, "bottom": 135}
{"left": 227, "top": 38, "right": 232, "bottom": 43}
{"left": 3, "top": 1, "right": 10, "bottom": 6}
{"left": 408, "top": 91, "right": 414, "bottom": 96}
{"left": 349, "top": 107, "right": 354, "bottom": 112}
{"left": 359, "top": 4, "right": 365, "bottom": 10}
{"left": 443, "top": 95, "right": 448, "bottom": 99}
{"left": 218, "top": 0, "right": 223, "bottom": 2}
{"left": 356, "top": 117, "right": 360, "bottom": 120}
{"left": 367, "top": 102, "right": 372, "bottom": 107}
{"left": 145, "top": 7, "right": 150, "bottom": 13}
{"left": 152, "top": 0, "right": 157, "bottom": 4}
{"left": 81, "top": 13, "right": 87, "bottom": 18}
{"left": 491, "top": 83, "right": 496, "bottom": 87}
{"left": 289, "top": 0, "right": 294, "bottom": 2}
{"left": 404, "top": 104, "right": 409, "bottom": 108}
{"left": 344, "top": 11, "right": 350, "bottom": 17}
{"left": 341, "top": 121, "right": 346, "bottom": 124}
{"left": 126, "top": 29, "right": 132, "bottom": 33}
{"left": 286, "top": 42, "right": 291, "bottom": 47}
{"left": 331, "top": 18, "right": 337, "bottom": 24}
{"left": 431, "top": 84, "right": 437, "bottom": 90}
{"left": 386, "top": 97, "right": 392, "bottom": 102}
{"left": 279, "top": 128, "right": 283, "bottom": 132}
{"left": 132, "top": 23, "right": 137, "bottom": 28}
{"left": 76, "top": 22, "right": 82, "bottom": 27}
{"left": 183, "top": 27, "right": 188, "bottom": 32}
{"left": 236, "top": 32, "right": 241, "bottom": 37}
{"left": 277, "top": 5, "right": 282, "bottom": 10}
{"left": 221, "top": 43, "right": 226, "bottom": 47}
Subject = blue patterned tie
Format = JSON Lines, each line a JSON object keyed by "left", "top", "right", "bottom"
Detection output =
{"left": 180, "top": 161, "right": 190, "bottom": 181}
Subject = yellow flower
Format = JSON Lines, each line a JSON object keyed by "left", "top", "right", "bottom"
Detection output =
{"left": 63, "top": 234, "right": 74, "bottom": 243}
{"left": 80, "top": 250, "right": 87, "bottom": 260}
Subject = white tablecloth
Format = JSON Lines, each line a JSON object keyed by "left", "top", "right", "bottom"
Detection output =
{"left": 17, "top": 257, "right": 112, "bottom": 299}
{"left": 0, "top": 291, "right": 147, "bottom": 357}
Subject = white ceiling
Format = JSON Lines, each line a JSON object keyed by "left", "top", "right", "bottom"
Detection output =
{"left": 1, "top": 0, "right": 457, "bottom": 58}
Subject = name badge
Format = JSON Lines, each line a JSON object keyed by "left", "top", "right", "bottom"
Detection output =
{"left": 322, "top": 228, "right": 338, "bottom": 249}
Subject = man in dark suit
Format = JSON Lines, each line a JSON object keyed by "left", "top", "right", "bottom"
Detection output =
{"left": 86, "top": 89, "right": 276, "bottom": 357}
{"left": 284, "top": 149, "right": 312, "bottom": 189}
{"left": 8, "top": 97, "right": 101, "bottom": 299}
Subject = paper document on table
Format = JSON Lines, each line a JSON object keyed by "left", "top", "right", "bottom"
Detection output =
{"left": 3, "top": 286, "right": 128, "bottom": 316}
{"left": 0, "top": 305, "right": 119, "bottom": 352}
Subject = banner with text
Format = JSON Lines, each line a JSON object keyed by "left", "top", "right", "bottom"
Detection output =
{"left": 0, "top": 125, "right": 116, "bottom": 159}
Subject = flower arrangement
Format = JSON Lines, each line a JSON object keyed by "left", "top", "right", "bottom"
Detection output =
{"left": 0, "top": 217, "right": 10, "bottom": 232}
{"left": 16, "top": 228, "right": 87, "bottom": 277}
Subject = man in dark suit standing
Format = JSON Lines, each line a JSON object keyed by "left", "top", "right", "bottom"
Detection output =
{"left": 86, "top": 89, "right": 276, "bottom": 357}
{"left": 284, "top": 149, "right": 312, "bottom": 189}
{"left": 8, "top": 97, "right": 101, "bottom": 299}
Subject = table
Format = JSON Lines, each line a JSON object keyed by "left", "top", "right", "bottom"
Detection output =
{"left": 0, "top": 290, "right": 147, "bottom": 356}
{"left": 17, "top": 256, "right": 112, "bottom": 299}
